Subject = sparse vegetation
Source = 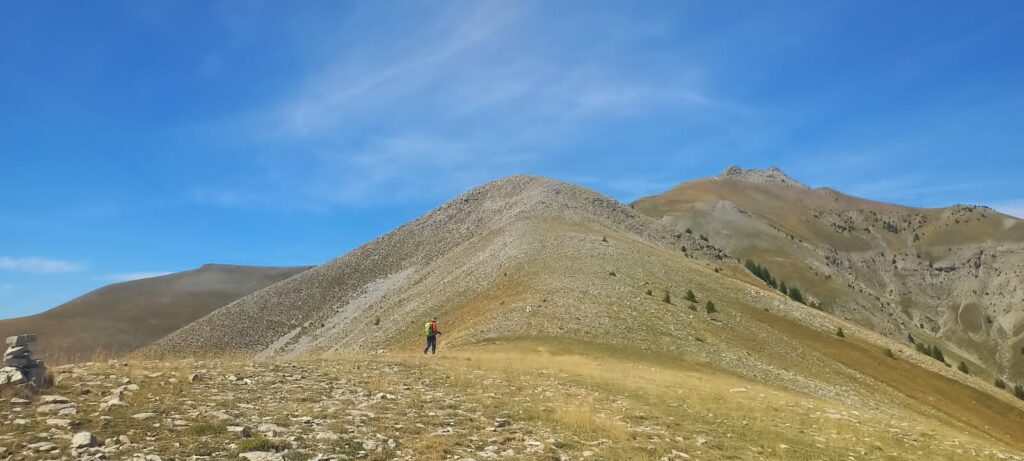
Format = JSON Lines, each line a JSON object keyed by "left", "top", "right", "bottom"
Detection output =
{"left": 915, "top": 342, "right": 947, "bottom": 363}
{"left": 189, "top": 421, "right": 227, "bottom": 437}
{"left": 884, "top": 348, "right": 895, "bottom": 359}
{"left": 373, "top": 316, "right": 381, "bottom": 326}
{"left": 662, "top": 292, "right": 672, "bottom": 304}
{"left": 744, "top": 259, "right": 810, "bottom": 305}
{"left": 644, "top": 288, "right": 653, "bottom": 296}
{"left": 601, "top": 235, "right": 608, "bottom": 243}
{"left": 238, "top": 435, "right": 289, "bottom": 453}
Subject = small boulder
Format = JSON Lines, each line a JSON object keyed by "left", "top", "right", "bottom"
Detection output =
{"left": 0, "top": 366, "right": 25, "bottom": 385}
{"left": 227, "top": 425, "right": 253, "bottom": 438}
{"left": 71, "top": 431, "right": 97, "bottom": 448}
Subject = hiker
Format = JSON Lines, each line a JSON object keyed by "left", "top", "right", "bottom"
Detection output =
{"left": 424, "top": 317, "right": 441, "bottom": 355}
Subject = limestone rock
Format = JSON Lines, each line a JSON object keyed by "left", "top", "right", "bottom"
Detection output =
{"left": 71, "top": 431, "right": 97, "bottom": 448}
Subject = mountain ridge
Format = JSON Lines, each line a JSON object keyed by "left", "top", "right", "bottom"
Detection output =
{"left": 0, "top": 263, "right": 311, "bottom": 361}
{"left": 632, "top": 167, "right": 1024, "bottom": 383}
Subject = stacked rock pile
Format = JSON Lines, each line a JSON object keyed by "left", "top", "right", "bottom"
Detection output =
{"left": 0, "top": 334, "right": 48, "bottom": 388}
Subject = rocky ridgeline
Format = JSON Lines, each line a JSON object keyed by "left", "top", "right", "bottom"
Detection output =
{"left": 717, "top": 165, "right": 809, "bottom": 188}
{"left": 0, "top": 335, "right": 48, "bottom": 389}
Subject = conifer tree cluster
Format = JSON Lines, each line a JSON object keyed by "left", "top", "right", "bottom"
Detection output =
{"left": 744, "top": 259, "right": 807, "bottom": 305}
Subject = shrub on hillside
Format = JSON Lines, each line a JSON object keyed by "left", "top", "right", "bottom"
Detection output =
{"left": 995, "top": 377, "right": 1006, "bottom": 389}
{"left": 835, "top": 327, "right": 845, "bottom": 338}
{"left": 914, "top": 343, "right": 947, "bottom": 364}
{"left": 779, "top": 281, "right": 788, "bottom": 296}
{"left": 662, "top": 292, "right": 672, "bottom": 304}
{"left": 705, "top": 300, "right": 716, "bottom": 313}
{"left": 957, "top": 361, "right": 969, "bottom": 374}
{"left": 884, "top": 348, "right": 895, "bottom": 359}
{"left": 1014, "top": 384, "right": 1024, "bottom": 401}
{"left": 684, "top": 289, "right": 697, "bottom": 303}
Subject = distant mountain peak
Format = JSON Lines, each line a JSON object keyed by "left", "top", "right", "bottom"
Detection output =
{"left": 717, "top": 165, "right": 808, "bottom": 188}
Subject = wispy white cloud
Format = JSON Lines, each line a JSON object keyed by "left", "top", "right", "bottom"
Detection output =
{"left": 193, "top": 2, "right": 733, "bottom": 210}
{"left": 0, "top": 256, "right": 84, "bottom": 274}
{"left": 105, "top": 272, "right": 173, "bottom": 282}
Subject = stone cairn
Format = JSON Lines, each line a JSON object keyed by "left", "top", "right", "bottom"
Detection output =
{"left": 0, "top": 334, "right": 48, "bottom": 389}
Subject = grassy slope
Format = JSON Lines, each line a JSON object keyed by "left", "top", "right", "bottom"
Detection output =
{"left": 366, "top": 217, "right": 1024, "bottom": 456}
{"left": 9, "top": 343, "right": 1022, "bottom": 460}
{"left": 0, "top": 264, "right": 309, "bottom": 362}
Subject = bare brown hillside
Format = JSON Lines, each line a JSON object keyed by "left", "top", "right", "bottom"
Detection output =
{"left": 0, "top": 264, "right": 309, "bottom": 362}
{"left": 632, "top": 166, "right": 1024, "bottom": 384}
{"left": 136, "top": 175, "right": 1024, "bottom": 459}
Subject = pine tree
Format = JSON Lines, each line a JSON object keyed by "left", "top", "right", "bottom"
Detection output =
{"left": 931, "top": 346, "right": 946, "bottom": 363}
{"left": 788, "top": 287, "right": 805, "bottom": 304}
{"left": 779, "top": 281, "right": 788, "bottom": 296}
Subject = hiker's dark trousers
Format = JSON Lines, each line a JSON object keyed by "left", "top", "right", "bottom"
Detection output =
{"left": 424, "top": 335, "right": 437, "bottom": 354}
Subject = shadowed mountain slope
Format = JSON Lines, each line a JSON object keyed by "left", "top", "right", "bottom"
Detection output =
{"left": 0, "top": 264, "right": 310, "bottom": 361}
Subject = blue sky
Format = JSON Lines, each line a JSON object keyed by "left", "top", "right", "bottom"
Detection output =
{"left": 2, "top": 1, "right": 1022, "bottom": 318}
